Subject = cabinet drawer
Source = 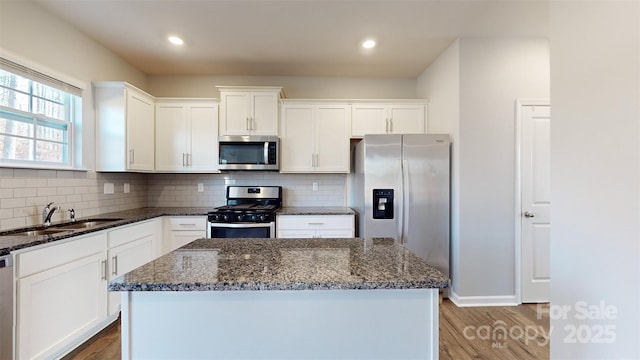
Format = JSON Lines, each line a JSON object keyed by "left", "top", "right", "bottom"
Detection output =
{"left": 108, "top": 220, "right": 156, "bottom": 248}
{"left": 168, "top": 217, "right": 206, "bottom": 231}
{"left": 277, "top": 215, "right": 354, "bottom": 230}
{"left": 16, "top": 233, "right": 106, "bottom": 278}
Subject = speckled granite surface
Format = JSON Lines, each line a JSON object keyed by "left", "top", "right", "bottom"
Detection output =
{"left": 0, "top": 207, "right": 211, "bottom": 256}
{"left": 0, "top": 206, "right": 359, "bottom": 256}
{"left": 108, "top": 237, "right": 449, "bottom": 291}
{"left": 277, "top": 207, "right": 356, "bottom": 216}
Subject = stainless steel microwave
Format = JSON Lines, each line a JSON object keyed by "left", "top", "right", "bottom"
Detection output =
{"left": 218, "top": 135, "right": 279, "bottom": 171}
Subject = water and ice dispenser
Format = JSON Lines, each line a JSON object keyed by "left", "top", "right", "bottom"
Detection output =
{"left": 373, "top": 189, "right": 394, "bottom": 219}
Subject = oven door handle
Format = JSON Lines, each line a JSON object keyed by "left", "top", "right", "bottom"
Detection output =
{"left": 209, "top": 222, "right": 272, "bottom": 228}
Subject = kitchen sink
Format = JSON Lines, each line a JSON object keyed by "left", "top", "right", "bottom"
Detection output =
{"left": 2, "top": 218, "right": 125, "bottom": 237}
{"left": 53, "top": 218, "right": 124, "bottom": 230}
{"left": 14, "top": 229, "right": 71, "bottom": 236}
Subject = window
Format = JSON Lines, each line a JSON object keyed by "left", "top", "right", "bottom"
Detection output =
{"left": 0, "top": 60, "right": 81, "bottom": 167}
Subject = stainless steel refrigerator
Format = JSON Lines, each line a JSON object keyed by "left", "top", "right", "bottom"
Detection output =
{"left": 353, "top": 134, "right": 450, "bottom": 278}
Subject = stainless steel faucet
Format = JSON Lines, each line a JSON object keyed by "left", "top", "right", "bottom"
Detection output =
{"left": 42, "top": 202, "right": 60, "bottom": 226}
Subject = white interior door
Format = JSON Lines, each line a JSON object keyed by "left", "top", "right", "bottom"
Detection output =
{"left": 520, "top": 103, "right": 551, "bottom": 303}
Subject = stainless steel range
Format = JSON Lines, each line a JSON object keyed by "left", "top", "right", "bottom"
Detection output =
{"left": 207, "top": 186, "right": 282, "bottom": 238}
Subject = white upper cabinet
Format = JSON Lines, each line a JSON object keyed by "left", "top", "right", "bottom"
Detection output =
{"left": 94, "top": 82, "right": 155, "bottom": 172}
{"left": 351, "top": 102, "right": 427, "bottom": 138}
{"left": 155, "top": 99, "right": 219, "bottom": 172}
{"left": 217, "top": 86, "right": 281, "bottom": 136}
{"left": 280, "top": 101, "right": 351, "bottom": 173}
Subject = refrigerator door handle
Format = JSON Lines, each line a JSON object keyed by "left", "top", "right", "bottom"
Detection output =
{"left": 396, "top": 159, "right": 404, "bottom": 242}
{"left": 401, "top": 159, "right": 409, "bottom": 244}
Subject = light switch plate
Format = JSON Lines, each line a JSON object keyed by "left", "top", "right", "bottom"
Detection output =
{"left": 197, "top": 183, "right": 204, "bottom": 192}
{"left": 124, "top": 183, "right": 130, "bottom": 193}
{"left": 104, "top": 183, "right": 114, "bottom": 194}
{"left": 312, "top": 182, "right": 319, "bottom": 191}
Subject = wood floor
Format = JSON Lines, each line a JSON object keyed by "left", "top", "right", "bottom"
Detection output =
{"left": 64, "top": 300, "right": 549, "bottom": 360}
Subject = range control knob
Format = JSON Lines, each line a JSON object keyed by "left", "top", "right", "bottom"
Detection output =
{"left": 258, "top": 214, "right": 267, "bottom": 222}
{"left": 221, "top": 214, "right": 229, "bottom": 222}
{"left": 211, "top": 214, "right": 220, "bottom": 221}
{"left": 236, "top": 214, "right": 243, "bottom": 222}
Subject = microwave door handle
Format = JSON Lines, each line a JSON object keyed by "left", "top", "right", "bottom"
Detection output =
{"left": 264, "top": 142, "right": 269, "bottom": 164}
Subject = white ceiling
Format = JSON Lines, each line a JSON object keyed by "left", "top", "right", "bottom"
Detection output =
{"left": 33, "top": 0, "right": 549, "bottom": 78}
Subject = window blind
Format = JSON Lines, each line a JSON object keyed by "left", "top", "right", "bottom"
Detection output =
{"left": 0, "top": 57, "right": 83, "bottom": 97}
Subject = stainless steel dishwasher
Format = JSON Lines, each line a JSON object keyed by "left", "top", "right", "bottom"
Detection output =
{"left": 0, "top": 254, "right": 13, "bottom": 360}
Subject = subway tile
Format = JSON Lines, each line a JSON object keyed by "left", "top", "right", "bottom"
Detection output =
{"left": 1, "top": 197, "right": 26, "bottom": 209}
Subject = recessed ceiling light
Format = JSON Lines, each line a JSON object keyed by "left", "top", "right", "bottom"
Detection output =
{"left": 362, "top": 40, "right": 376, "bottom": 49}
{"left": 168, "top": 36, "right": 184, "bottom": 46}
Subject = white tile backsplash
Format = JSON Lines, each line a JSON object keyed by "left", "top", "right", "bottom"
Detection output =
{"left": 0, "top": 170, "right": 147, "bottom": 230}
{"left": 0, "top": 170, "right": 348, "bottom": 231}
{"left": 147, "top": 173, "right": 347, "bottom": 208}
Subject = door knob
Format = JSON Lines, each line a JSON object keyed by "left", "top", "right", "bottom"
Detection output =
{"left": 524, "top": 211, "right": 535, "bottom": 218}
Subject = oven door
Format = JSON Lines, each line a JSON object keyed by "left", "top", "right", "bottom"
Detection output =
{"left": 207, "top": 222, "right": 275, "bottom": 238}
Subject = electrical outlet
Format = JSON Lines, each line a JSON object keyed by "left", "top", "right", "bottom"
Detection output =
{"left": 124, "top": 183, "right": 130, "bottom": 193}
{"left": 104, "top": 183, "right": 114, "bottom": 194}
{"left": 197, "top": 183, "right": 204, "bottom": 192}
{"left": 312, "top": 182, "right": 319, "bottom": 191}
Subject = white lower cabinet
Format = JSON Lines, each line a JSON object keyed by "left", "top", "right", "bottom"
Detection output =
{"left": 276, "top": 215, "right": 355, "bottom": 238}
{"left": 13, "top": 218, "right": 163, "bottom": 360}
{"left": 15, "top": 233, "right": 108, "bottom": 360}
{"left": 164, "top": 216, "right": 207, "bottom": 253}
{"left": 107, "top": 219, "right": 162, "bottom": 316}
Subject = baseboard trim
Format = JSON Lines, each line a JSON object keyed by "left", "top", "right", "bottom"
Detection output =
{"left": 449, "top": 291, "right": 518, "bottom": 307}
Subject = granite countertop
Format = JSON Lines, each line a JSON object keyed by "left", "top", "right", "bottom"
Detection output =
{"left": 0, "top": 207, "right": 211, "bottom": 256}
{"left": 0, "top": 206, "right": 358, "bottom": 256}
{"left": 108, "top": 237, "right": 449, "bottom": 291}
{"left": 277, "top": 207, "right": 356, "bottom": 215}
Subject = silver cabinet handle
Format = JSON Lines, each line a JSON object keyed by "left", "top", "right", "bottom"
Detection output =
{"left": 246, "top": 117, "right": 250, "bottom": 131}
{"left": 182, "top": 153, "right": 186, "bottom": 167}
{"left": 129, "top": 149, "right": 134, "bottom": 164}
{"left": 524, "top": 211, "right": 536, "bottom": 218}
{"left": 187, "top": 153, "right": 191, "bottom": 166}
{"left": 389, "top": 118, "right": 393, "bottom": 133}
{"left": 308, "top": 222, "right": 324, "bottom": 225}
{"left": 250, "top": 117, "right": 255, "bottom": 131}
{"left": 111, "top": 256, "right": 118, "bottom": 276}
{"left": 315, "top": 153, "right": 319, "bottom": 168}
{"left": 311, "top": 154, "right": 315, "bottom": 167}
{"left": 385, "top": 119, "right": 389, "bottom": 133}
{"left": 178, "top": 223, "right": 197, "bottom": 226}
{"left": 101, "top": 260, "right": 107, "bottom": 280}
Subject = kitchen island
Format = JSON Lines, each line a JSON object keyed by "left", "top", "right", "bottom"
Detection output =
{"left": 109, "top": 237, "right": 449, "bottom": 359}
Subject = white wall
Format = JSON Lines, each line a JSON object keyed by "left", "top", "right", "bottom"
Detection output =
{"left": 417, "top": 38, "right": 550, "bottom": 303}
{"left": 148, "top": 75, "right": 417, "bottom": 99}
{"left": 550, "top": 2, "right": 640, "bottom": 358}
{"left": 416, "top": 40, "right": 461, "bottom": 295}
{"left": 457, "top": 38, "right": 549, "bottom": 300}
{"left": 0, "top": 1, "right": 150, "bottom": 229}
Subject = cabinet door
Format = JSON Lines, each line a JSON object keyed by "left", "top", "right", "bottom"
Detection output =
{"left": 315, "top": 105, "right": 350, "bottom": 173}
{"left": 155, "top": 103, "right": 188, "bottom": 171}
{"left": 351, "top": 104, "right": 387, "bottom": 137}
{"left": 169, "top": 231, "right": 206, "bottom": 252}
{"left": 17, "top": 251, "right": 107, "bottom": 360}
{"left": 108, "top": 235, "right": 155, "bottom": 316}
{"left": 188, "top": 103, "right": 219, "bottom": 171}
{"left": 251, "top": 92, "right": 279, "bottom": 135}
{"left": 220, "top": 92, "right": 251, "bottom": 135}
{"left": 280, "top": 105, "right": 315, "bottom": 172}
{"left": 126, "top": 89, "right": 155, "bottom": 171}
{"left": 276, "top": 229, "right": 318, "bottom": 239}
{"left": 388, "top": 105, "right": 426, "bottom": 134}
